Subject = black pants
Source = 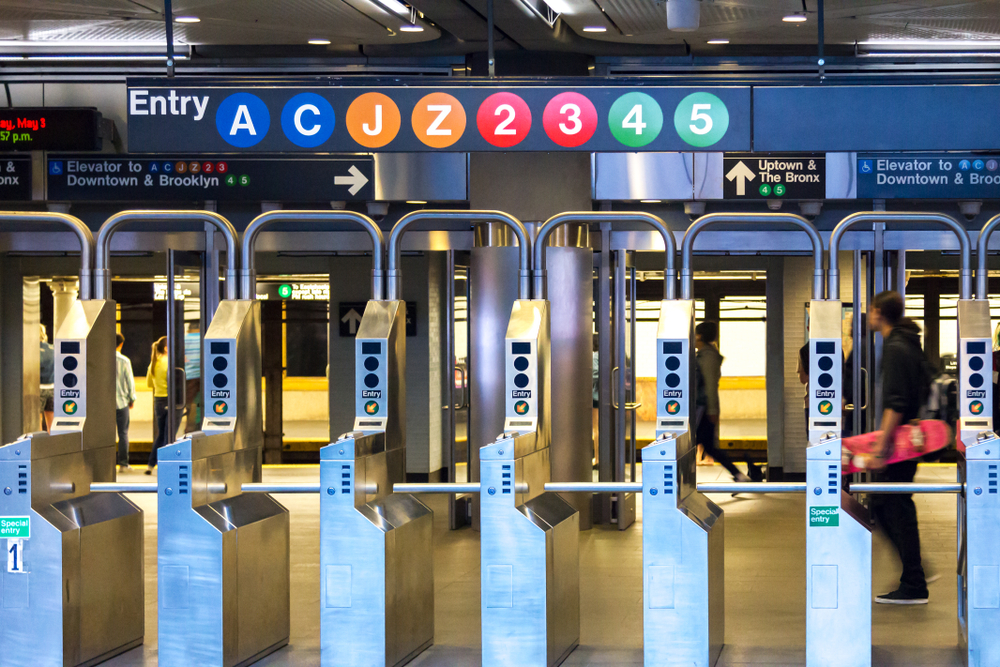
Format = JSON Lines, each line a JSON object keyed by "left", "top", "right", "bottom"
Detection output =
{"left": 116, "top": 407, "right": 130, "bottom": 466}
{"left": 696, "top": 414, "right": 742, "bottom": 479}
{"left": 872, "top": 459, "right": 928, "bottom": 596}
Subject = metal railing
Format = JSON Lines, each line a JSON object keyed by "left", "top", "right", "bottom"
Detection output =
{"left": 0, "top": 211, "right": 95, "bottom": 299}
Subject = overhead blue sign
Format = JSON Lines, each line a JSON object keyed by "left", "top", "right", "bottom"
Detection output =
{"left": 857, "top": 154, "right": 1000, "bottom": 199}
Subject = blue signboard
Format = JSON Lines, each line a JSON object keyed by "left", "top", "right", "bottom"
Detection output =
{"left": 125, "top": 81, "right": 751, "bottom": 153}
{"left": 857, "top": 154, "right": 1000, "bottom": 199}
{"left": 755, "top": 86, "right": 1000, "bottom": 152}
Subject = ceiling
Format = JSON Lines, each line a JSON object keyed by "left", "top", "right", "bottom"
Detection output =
{"left": 0, "top": 0, "right": 998, "bottom": 57}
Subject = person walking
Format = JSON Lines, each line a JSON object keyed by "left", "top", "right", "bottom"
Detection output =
{"left": 695, "top": 321, "right": 751, "bottom": 483}
{"left": 40, "top": 324, "right": 54, "bottom": 431}
{"left": 145, "top": 336, "right": 169, "bottom": 474}
{"left": 115, "top": 333, "right": 136, "bottom": 471}
{"left": 867, "top": 290, "right": 931, "bottom": 605}
{"left": 183, "top": 322, "right": 202, "bottom": 433}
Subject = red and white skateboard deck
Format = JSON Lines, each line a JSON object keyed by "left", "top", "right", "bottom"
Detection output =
{"left": 841, "top": 420, "right": 951, "bottom": 475}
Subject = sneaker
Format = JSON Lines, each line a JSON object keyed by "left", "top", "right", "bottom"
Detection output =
{"left": 119, "top": 464, "right": 131, "bottom": 472}
{"left": 875, "top": 588, "right": 928, "bottom": 605}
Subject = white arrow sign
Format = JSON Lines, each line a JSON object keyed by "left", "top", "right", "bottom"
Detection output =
{"left": 725, "top": 160, "right": 756, "bottom": 196}
{"left": 334, "top": 165, "right": 370, "bottom": 196}
{"left": 341, "top": 308, "right": 363, "bottom": 334}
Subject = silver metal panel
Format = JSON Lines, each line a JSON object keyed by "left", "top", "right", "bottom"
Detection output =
{"left": 808, "top": 301, "right": 843, "bottom": 443}
{"left": 694, "top": 153, "right": 724, "bottom": 200}
{"left": 961, "top": 435, "right": 1000, "bottom": 667}
{"left": 642, "top": 432, "right": 724, "bottom": 667}
{"left": 826, "top": 153, "right": 858, "bottom": 199}
{"left": 593, "top": 153, "right": 694, "bottom": 201}
{"left": 319, "top": 434, "right": 434, "bottom": 667}
{"left": 656, "top": 300, "right": 695, "bottom": 438}
{"left": 805, "top": 437, "right": 871, "bottom": 667}
{"left": 22, "top": 278, "right": 40, "bottom": 438}
{"left": 957, "top": 301, "right": 992, "bottom": 444}
{"left": 354, "top": 301, "right": 405, "bottom": 467}
{"left": 374, "top": 153, "right": 468, "bottom": 202}
{"left": 0, "top": 431, "right": 144, "bottom": 667}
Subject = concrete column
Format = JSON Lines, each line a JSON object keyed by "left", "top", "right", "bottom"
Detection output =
{"left": 50, "top": 278, "right": 79, "bottom": 335}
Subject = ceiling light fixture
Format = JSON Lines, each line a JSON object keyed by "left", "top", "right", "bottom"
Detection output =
{"left": 859, "top": 39, "right": 1000, "bottom": 51}
{"left": 406, "top": 200, "right": 428, "bottom": 205}
{"left": 583, "top": 26, "right": 607, "bottom": 33}
{"left": 308, "top": 39, "right": 331, "bottom": 45}
{"left": 782, "top": 13, "right": 807, "bottom": 23}
{"left": 640, "top": 200, "right": 663, "bottom": 204}
{"left": 707, "top": 39, "right": 729, "bottom": 44}
{"left": 400, "top": 6, "right": 425, "bottom": 32}
{"left": 175, "top": 16, "right": 201, "bottom": 23}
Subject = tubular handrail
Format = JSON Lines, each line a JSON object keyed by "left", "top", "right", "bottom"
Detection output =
{"left": 829, "top": 212, "right": 972, "bottom": 301}
{"left": 977, "top": 213, "right": 1000, "bottom": 300}
{"left": 0, "top": 212, "right": 95, "bottom": 300}
{"left": 241, "top": 210, "right": 384, "bottom": 301}
{"left": 533, "top": 212, "right": 676, "bottom": 300}
{"left": 387, "top": 210, "right": 530, "bottom": 301}
{"left": 681, "top": 213, "right": 824, "bottom": 301}
{"left": 95, "top": 210, "right": 240, "bottom": 300}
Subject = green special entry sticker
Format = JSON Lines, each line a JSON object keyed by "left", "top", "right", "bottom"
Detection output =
{"left": 809, "top": 506, "right": 840, "bottom": 527}
{"left": 0, "top": 516, "right": 30, "bottom": 539}
{"left": 212, "top": 400, "right": 229, "bottom": 416}
{"left": 608, "top": 92, "right": 663, "bottom": 148}
{"left": 364, "top": 400, "right": 380, "bottom": 415}
{"left": 970, "top": 400, "right": 984, "bottom": 415}
{"left": 62, "top": 400, "right": 78, "bottom": 415}
{"left": 673, "top": 92, "right": 730, "bottom": 148}
{"left": 818, "top": 400, "right": 833, "bottom": 415}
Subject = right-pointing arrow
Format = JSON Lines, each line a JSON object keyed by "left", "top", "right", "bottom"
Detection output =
{"left": 334, "top": 165, "right": 370, "bottom": 196}
{"left": 725, "top": 160, "right": 756, "bottom": 196}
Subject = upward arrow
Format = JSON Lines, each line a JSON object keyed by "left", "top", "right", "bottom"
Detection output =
{"left": 341, "top": 308, "right": 363, "bottom": 335}
{"left": 725, "top": 161, "right": 756, "bottom": 196}
{"left": 335, "top": 165, "right": 370, "bottom": 196}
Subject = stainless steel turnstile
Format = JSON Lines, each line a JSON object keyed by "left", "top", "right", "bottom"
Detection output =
{"left": 0, "top": 212, "right": 145, "bottom": 667}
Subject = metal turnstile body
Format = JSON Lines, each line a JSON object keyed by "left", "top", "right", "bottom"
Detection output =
{"left": 480, "top": 299, "right": 579, "bottom": 667}
{"left": 320, "top": 300, "right": 434, "bottom": 667}
{"left": 805, "top": 300, "right": 871, "bottom": 667}
{"left": 641, "top": 432, "right": 723, "bottom": 666}
{"left": 957, "top": 300, "right": 998, "bottom": 667}
{"left": 157, "top": 300, "right": 290, "bottom": 667}
{"left": 0, "top": 298, "right": 145, "bottom": 667}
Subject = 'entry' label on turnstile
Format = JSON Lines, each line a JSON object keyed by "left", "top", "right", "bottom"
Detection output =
{"left": 809, "top": 506, "right": 839, "bottom": 527}
{"left": 0, "top": 516, "right": 29, "bottom": 538}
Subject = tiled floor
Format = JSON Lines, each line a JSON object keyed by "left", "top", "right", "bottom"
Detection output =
{"left": 105, "top": 463, "right": 965, "bottom": 667}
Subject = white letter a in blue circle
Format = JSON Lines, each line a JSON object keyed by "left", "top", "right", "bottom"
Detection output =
{"left": 230, "top": 105, "right": 257, "bottom": 136}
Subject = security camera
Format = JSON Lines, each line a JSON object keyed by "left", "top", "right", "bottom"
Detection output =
{"left": 367, "top": 201, "right": 389, "bottom": 222}
{"left": 799, "top": 201, "right": 823, "bottom": 219}
{"left": 684, "top": 201, "right": 706, "bottom": 218}
{"left": 959, "top": 200, "right": 982, "bottom": 221}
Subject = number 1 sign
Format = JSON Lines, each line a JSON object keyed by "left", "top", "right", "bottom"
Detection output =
{"left": 7, "top": 538, "right": 26, "bottom": 574}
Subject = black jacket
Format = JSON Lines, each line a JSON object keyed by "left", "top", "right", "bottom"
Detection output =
{"left": 881, "top": 319, "right": 927, "bottom": 422}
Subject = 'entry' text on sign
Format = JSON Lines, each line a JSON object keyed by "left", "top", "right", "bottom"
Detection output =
{"left": 1, "top": 516, "right": 30, "bottom": 539}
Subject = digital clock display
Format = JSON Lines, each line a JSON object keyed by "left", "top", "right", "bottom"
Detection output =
{"left": 0, "top": 108, "right": 103, "bottom": 151}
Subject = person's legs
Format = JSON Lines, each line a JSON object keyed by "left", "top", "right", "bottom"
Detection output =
{"left": 148, "top": 397, "right": 168, "bottom": 469}
{"left": 873, "top": 460, "right": 927, "bottom": 597}
{"left": 184, "top": 377, "right": 201, "bottom": 433}
{"left": 698, "top": 416, "right": 745, "bottom": 479}
{"left": 116, "top": 407, "right": 130, "bottom": 467}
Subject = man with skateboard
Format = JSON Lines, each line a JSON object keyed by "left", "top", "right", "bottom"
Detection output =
{"left": 867, "top": 290, "right": 931, "bottom": 605}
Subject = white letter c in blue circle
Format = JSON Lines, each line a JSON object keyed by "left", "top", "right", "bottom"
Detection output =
{"left": 281, "top": 93, "right": 335, "bottom": 148}
{"left": 216, "top": 92, "right": 270, "bottom": 148}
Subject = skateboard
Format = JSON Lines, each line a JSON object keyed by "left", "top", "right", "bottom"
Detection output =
{"left": 841, "top": 419, "right": 952, "bottom": 475}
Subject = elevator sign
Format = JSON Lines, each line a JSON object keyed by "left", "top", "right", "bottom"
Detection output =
{"left": 723, "top": 154, "right": 825, "bottom": 199}
{"left": 858, "top": 154, "right": 1000, "bottom": 199}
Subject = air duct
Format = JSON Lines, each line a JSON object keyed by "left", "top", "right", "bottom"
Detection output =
{"left": 667, "top": 0, "right": 700, "bottom": 32}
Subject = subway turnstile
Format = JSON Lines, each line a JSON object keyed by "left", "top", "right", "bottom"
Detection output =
{"left": 805, "top": 300, "right": 871, "bottom": 667}
{"left": 0, "top": 297, "right": 145, "bottom": 667}
{"left": 320, "top": 299, "right": 434, "bottom": 667}
{"left": 157, "top": 300, "right": 290, "bottom": 667}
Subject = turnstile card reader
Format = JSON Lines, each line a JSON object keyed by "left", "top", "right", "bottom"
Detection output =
{"left": 51, "top": 299, "right": 117, "bottom": 482}
{"left": 480, "top": 299, "right": 579, "bottom": 667}
{"left": 805, "top": 301, "right": 871, "bottom": 667}
{"left": 320, "top": 299, "right": 434, "bottom": 667}
{"left": 641, "top": 431, "right": 723, "bottom": 667}
{"left": 0, "top": 431, "right": 144, "bottom": 667}
{"left": 157, "top": 300, "right": 290, "bottom": 667}
{"left": 656, "top": 299, "right": 695, "bottom": 439}
{"left": 807, "top": 301, "right": 843, "bottom": 446}
{"left": 958, "top": 301, "right": 992, "bottom": 445}
{"left": 959, "top": 432, "right": 1000, "bottom": 667}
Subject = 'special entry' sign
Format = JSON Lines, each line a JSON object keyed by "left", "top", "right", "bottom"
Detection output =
{"left": 126, "top": 80, "right": 751, "bottom": 153}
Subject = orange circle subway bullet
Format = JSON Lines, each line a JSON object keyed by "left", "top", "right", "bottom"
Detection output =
{"left": 411, "top": 92, "right": 466, "bottom": 148}
{"left": 346, "top": 93, "right": 401, "bottom": 148}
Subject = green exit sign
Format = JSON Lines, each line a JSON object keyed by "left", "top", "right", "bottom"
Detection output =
{"left": 0, "top": 516, "right": 30, "bottom": 539}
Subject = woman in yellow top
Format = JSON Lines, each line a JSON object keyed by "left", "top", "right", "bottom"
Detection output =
{"left": 145, "top": 337, "right": 169, "bottom": 474}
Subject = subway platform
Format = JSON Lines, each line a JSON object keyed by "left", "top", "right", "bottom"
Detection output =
{"left": 104, "top": 463, "right": 962, "bottom": 667}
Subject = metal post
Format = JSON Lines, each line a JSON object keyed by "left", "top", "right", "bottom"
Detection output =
{"left": 597, "top": 222, "right": 613, "bottom": 523}
{"left": 164, "top": 0, "right": 175, "bottom": 77}
{"left": 166, "top": 250, "right": 178, "bottom": 444}
{"left": 487, "top": 0, "right": 495, "bottom": 77}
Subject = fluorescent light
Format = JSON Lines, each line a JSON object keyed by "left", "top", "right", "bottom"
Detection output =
{"left": 25, "top": 54, "right": 190, "bottom": 61}
{"left": 308, "top": 39, "right": 331, "bottom": 45}
{"left": 707, "top": 39, "right": 729, "bottom": 44}
{"left": 374, "top": 0, "right": 410, "bottom": 15}
{"left": 583, "top": 26, "right": 607, "bottom": 33}
{"left": 0, "top": 39, "right": 181, "bottom": 47}
{"left": 399, "top": 24, "right": 424, "bottom": 32}
{"left": 406, "top": 200, "right": 427, "bottom": 205}
{"left": 640, "top": 200, "right": 662, "bottom": 204}
{"left": 175, "top": 16, "right": 200, "bottom": 23}
{"left": 782, "top": 13, "right": 807, "bottom": 22}
{"left": 860, "top": 39, "right": 1000, "bottom": 50}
